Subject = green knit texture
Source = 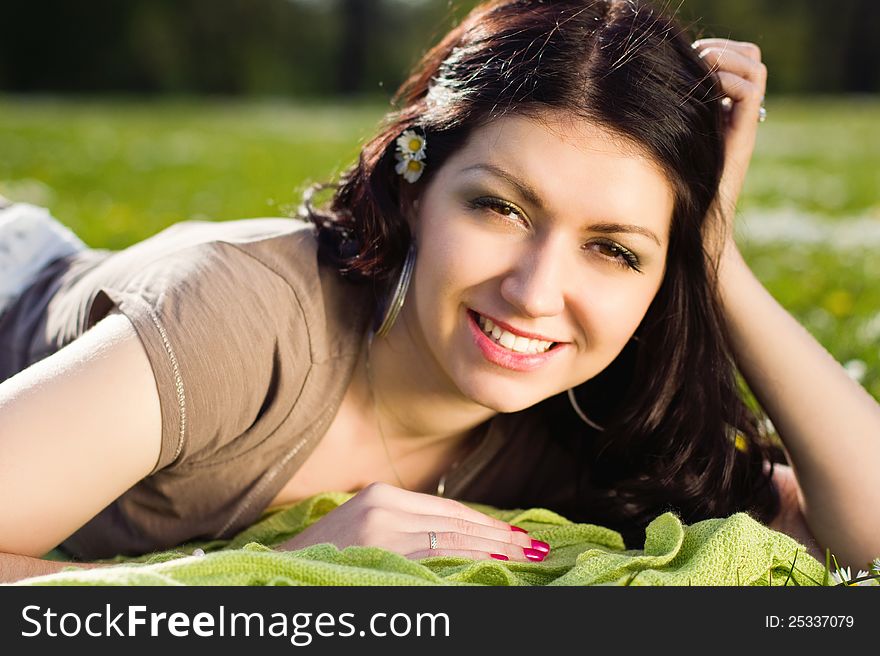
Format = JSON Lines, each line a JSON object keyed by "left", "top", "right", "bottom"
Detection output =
{"left": 16, "top": 493, "right": 828, "bottom": 586}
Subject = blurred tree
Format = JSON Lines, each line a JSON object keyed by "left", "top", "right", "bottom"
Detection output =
{"left": 338, "top": 0, "right": 373, "bottom": 94}
{"left": 0, "top": 0, "right": 875, "bottom": 96}
{"left": 678, "top": 0, "right": 880, "bottom": 93}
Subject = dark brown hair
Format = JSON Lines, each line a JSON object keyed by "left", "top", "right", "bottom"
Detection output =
{"left": 301, "top": 0, "right": 781, "bottom": 547}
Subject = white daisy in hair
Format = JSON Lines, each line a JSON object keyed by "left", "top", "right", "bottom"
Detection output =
{"left": 395, "top": 152, "right": 426, "bottom": 183}
{"left": 396, "top": 129, "right": 427, "bottom": 161}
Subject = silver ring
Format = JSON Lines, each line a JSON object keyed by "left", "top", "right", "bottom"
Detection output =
{"left": 428, "top": 531, "right": 438, "bottom": 550}
{"left": 758, "top": 97, "right": 767, "bottom": 123}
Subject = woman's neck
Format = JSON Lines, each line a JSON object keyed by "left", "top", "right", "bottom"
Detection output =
{"left": 353, "top": 309, "right": 498, "bottom": 459}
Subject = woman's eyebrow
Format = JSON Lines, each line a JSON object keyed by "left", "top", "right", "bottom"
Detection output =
{"left": 460, "top": 163, "right": 663, "bottom": 247}
{"left": 461, "top": 163, "right": 546, "bottom": 210}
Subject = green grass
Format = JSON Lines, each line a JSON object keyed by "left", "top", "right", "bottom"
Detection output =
{"left": 1, "top": 94, "right": 878, "bottom": 405}
{"left": 0, "top": 96, "right": 384, "bottom": 249}
{"left": 731, "top": 97, "right": 880, "bottom": 403}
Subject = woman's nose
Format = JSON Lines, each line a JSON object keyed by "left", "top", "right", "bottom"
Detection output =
{"left": 499, "top": 238, "right": 567, "bottom": 318}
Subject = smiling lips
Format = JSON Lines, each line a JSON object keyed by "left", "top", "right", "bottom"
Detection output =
{"left": 467, "top": 309, "right": 567, "bottom": 372}
{"left": 477, "top": 314, "right": 556, "bottom": 354}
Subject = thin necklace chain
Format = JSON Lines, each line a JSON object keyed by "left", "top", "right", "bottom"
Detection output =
{"left": 365, "top": 329, "right": 410, "bottom": 491}
{"left": 364, "top": 330, "right": 461, "bottom": 497}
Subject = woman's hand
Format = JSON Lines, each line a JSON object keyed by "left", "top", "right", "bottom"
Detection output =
{"left": 691, "top": 38, "right": 768, "bottom": 262}
{"left": 275, "top": 482, "right": 548, "bottom": 562}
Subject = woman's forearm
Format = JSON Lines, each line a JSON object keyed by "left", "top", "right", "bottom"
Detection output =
{"left": 0, "top": 552, "right": 104, "bottom": 584}
{"left": 716, "top": 243, "right": 880, "bottom": 569}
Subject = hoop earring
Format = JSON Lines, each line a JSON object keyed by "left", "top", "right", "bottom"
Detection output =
{"left": 567, "top": 388, "right": 605, "bottom": 431}
{"left": 566, "top": 332, "right": 640, "bottom": 431}
{"left": 373, "top": 240, "right": 416, "bottom": 338}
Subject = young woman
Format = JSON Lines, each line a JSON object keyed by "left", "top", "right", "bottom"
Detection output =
{"left": 2, "top": 0, "right": 878, "bottom": 583}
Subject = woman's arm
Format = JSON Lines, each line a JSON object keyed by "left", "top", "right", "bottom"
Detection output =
{"left": 0, "top": 310, "right": 162, "bottom": 557}
{"left": 693, "top": 39, "right": 880, "bottom": 569}
{"left": 719, "top": 243, "right": 880, "bottom": 569}
{"left": 0, "top": 552, "right": 107, "bottom": 584}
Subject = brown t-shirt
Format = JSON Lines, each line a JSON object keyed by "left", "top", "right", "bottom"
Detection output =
{"left": 0, "top": 218, "right": 580, "bottom": 559}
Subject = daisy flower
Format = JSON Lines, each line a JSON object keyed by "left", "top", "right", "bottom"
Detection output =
{"left": 872, "top": 557, "right": 880, "bottom": 574}
{"left": 842, "top": 359, "right": 867, "bottom": 384}
{"left": 396, "top": 129, "right": 427, "bottom": 161}
{"left": 829, "top": 565, "right": 878, "bottom": 586}
{"left": 395, "top": 153, "right": 425, "bottom": 183}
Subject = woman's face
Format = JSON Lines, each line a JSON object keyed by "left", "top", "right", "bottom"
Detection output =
{"left": 402, "top": 111, "right": 674, "bottom": 413}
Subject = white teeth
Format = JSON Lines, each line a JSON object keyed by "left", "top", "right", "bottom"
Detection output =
{"left": 498, "top": 331, "right": 517, "bottom": 349}
{"left": 476, "top": 313, "right": 554, "bottom": 354}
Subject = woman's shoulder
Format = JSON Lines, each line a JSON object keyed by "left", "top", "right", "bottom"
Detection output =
{"left": 128, "top": 217, "right": 364, "bottom": 306}
{"left": 79, "top": 217, "right": 371, "bottom": 350}
{"left": 152, "top": 216, "right": 314, "bottom": 249}
{"left": 190, "top": 218, "right": 374, "bottom": 361}
{"left": 77, "top": 217, "right": 372, "bottom": 473}
{"left": 120, "top": 216, "right": 319, "bottom": 279}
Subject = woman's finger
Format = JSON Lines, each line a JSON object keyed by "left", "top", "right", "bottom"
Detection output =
{"left": 404, "top": 548, "right": 505, "bottom": 561}
{"left": 716, "top": 71, "right": 764, "bottom": 124}
{"left": 404, "top": 547, "right": 546, "bottom": 562}
{"left": 692, "top": 38, "right": 762, "bottom": 63}
{"left": 401, "top": 529, "right": 546, "bottom": 562}
{"left": 360, "top": 482, "right": 517, "bottom": 532}
{"left": 715, "top": 70, "right": 762, "bottom": 111}
{"left": 697, "top": 47, "right": 767, "bottom": 87}
{"left": 405, "top": 513, "right": 538, "bottom": 551}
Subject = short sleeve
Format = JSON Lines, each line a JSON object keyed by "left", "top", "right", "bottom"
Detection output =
{"left": 85, "top": 241, "right": 311, "bottom": 475}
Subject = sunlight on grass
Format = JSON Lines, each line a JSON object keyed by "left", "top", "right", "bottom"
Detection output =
{"left": 0, "top": 97, "right": 385, "bottom": 249}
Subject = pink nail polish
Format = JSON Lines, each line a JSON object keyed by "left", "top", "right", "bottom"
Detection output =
{"left": 510, "top": 525, "right": 528, "bottom": 533}
{"left": 530, "top": 539, "right": 550, "bottom": 553}
{"left": 490, "top": 553, "right": 509, "bottom": 561}
{"left": 523, "top": 547, "right": 545, "bottom": 561}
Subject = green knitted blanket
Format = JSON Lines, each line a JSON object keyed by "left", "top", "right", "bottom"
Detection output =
{"left": 17, "top": 493, "right": 829, "bottom": 586}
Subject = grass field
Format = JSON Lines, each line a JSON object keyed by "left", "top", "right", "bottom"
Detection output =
{"left": 1, "top": 95, "right": 878, "bottom": 403}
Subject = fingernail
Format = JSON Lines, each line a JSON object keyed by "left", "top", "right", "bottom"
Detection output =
{"left": 490, "top": 553, "right": 509, "bottom": 561}
{"left": 510, "top": 525, "right": 528, "bottom": 533}
{"left": 530, "top": 539, "right": 550, "bottom": 553}
{"left": 523, "top": 547, "right": 546, "bottom": 561}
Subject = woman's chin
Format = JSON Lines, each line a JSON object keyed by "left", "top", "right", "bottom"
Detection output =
{"left": 461, "top": 380, "right": 547, "bottom": 414}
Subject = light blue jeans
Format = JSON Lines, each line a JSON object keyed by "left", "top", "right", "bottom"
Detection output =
{"left": 0, "top": 202, "right": 88, "bottom": 316}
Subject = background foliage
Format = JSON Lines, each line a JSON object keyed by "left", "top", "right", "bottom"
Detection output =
{"left": 1, "top": 0, "right": 878, "bottom": 96}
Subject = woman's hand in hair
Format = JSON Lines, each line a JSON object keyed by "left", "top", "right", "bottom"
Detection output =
{"left": 691, "top": 38, "right": 768, "bottom": 262}
{"left": 274, "top": 482, "right": 545, "bottom": 562}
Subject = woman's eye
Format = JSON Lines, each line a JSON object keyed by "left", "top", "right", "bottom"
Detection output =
{"left": 587, "top": 240, "right": 643, "bottom": 273}
{"left": 468, "top": 198, "right": 642, "bottom": 273}
{"left": 468, "top": 197, "right": 528, "bottom": 226}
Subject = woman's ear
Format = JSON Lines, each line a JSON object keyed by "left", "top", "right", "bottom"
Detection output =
{"left": 406, "top": 200, "right": 420, "bottom": 235}
{"left": 398, "top": 188, "right": 421, "bottom": 232}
